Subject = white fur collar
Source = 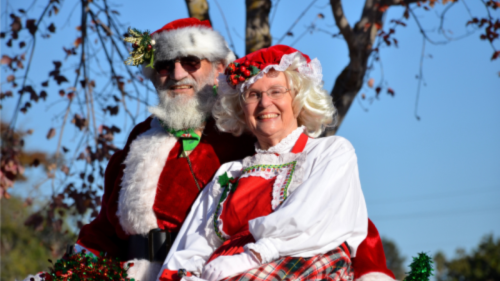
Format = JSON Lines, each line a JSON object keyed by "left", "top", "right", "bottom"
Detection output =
{"left": 116, "top": 118, "right": 177, "bottom": 235}
{"left": 254, "top": 126, "right": 305, "bottom": 155}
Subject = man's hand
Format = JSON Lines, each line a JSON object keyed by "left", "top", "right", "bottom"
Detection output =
{"left": 201, "top": 252, "right": 260, "bottom": 281}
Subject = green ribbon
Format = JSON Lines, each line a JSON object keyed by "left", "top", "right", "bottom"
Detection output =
{"left": 159, "top": 120, "right": 201, "bottom": 152}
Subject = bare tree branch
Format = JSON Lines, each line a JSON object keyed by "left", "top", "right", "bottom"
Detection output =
{"left": 329, "top": 0, "right": 353, "bottom": 45}
{"left": 276, "top": 0, "right": 319, "bottom": 45}
{"left": 184, "top": 0, "right": 211, "bottom": 23}
{"left": 245, "top": 0, "right": 272, "bottom": 54}
{"left": 326, "top": 0, "right": 387, "bottom": 135}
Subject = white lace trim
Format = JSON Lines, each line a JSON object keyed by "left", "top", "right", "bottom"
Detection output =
{"left": 255, "top": 126, "right": 305, "bottom": 155}
{"left": 240, "top": 152, "right": 306, "bottom": 210}
{"left": 204, "top": 170, "right": 242, "bottom": 247}
{"left": 217, "top": 52, "right": 323, "bottom": 97}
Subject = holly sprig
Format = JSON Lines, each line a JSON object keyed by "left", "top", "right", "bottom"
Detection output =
{"left": 124, "top": 28, "right": 155, "bottom": 68}
{"left": 218, "top": 172, "right": 238, "bottom": 191}
{"left": 225, "top": 61, "right": 260, "bottom": 88}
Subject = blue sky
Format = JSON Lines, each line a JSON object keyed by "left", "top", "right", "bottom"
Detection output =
{"left": 2, "top": 0, "right": 499, "bottom": 269}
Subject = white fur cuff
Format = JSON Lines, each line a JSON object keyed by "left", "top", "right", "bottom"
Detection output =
{"left": 125, "top": 259, "right": 163, "bottom": 281}
{"left": 355, "top": 272, "right": 396, "bottom": 281}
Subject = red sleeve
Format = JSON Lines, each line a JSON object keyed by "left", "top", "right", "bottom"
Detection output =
{"left": 159, "top": 269, "right": 192, "bottom": 281}
{"left": 76, "top": 148, "right": 129, "bottom": 259}
{"left": 76, "top": 117, "right": 154, "bottom": 260}
{"left": 351, "top": 219, "right": 396, "bottom": 280}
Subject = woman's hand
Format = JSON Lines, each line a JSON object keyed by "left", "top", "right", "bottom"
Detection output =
{"left": 201, "top": 252, "right": 260, "bottom": 281}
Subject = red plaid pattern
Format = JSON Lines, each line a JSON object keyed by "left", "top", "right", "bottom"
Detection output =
{"left": 222, "top": 246, "right": 353, "bottom": 281}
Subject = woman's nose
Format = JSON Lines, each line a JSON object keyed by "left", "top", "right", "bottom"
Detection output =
{"left": 258, "top": 92, "right": 274, "bottom": 108}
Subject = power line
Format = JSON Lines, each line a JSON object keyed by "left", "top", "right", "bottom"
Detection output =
{"left": 366, "top": 186, "right": 499, "bottom": 205}
{"left": 371, "top": 206, "right": 500, "bottom": 221}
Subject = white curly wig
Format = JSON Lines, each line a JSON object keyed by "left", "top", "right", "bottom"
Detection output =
{"left": 212, "top": 51, "right": 336, "bottom": 138}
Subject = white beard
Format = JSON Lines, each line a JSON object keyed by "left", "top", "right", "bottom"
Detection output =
{"left": 148, "top": 73, "right": 217, "bottom": 130}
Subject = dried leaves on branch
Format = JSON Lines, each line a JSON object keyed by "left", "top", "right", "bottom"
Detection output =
{"left": 0, "top": 0, "right": 498, "bottom": 238}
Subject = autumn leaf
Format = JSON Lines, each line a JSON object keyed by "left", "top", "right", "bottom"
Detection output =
{"left": 61, "top": 165, "right": 69, "bottom": 175}
{"left": 491, "top": 50, "right": 500, "bottom": 60}
{"left": 387, "top": 87, "right": 395, "bottom": 96}
{"left": 318, "top": 13, "right": 325, "bottom": 19}
{"left": 46, "top": 128, "right": 56, "bottom": 139}
{"left": 74, "top": 37, "right": 82, "bottom": 47}
{"left": 286, "top": 32, "right": 294, "bottom": 37}
{"left": 1, "top": 55, "right": 12, "bottom": 65}
{"left": 39, "top": 90, "right": 48, "bottom": 100}
{"left": 26, "top": 19, "right": 37, "bottom": 35}
{"left": 375, "top": 87, "right": 382, "bottom": 96}
{"left": 7, "top": 75, "right": 15, "bottom": 82}
{"left": 48, "top": 23, "right": 56, "bottom": 33}
{"left": 367, "top": 78, "right": 374, "bottom": 88}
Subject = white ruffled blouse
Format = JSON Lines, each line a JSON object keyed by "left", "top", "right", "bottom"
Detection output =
{"left": 160, "top": 127, "right": 368, "bottom": 276}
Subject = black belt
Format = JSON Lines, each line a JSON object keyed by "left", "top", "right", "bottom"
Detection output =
{"left": 127, "top": 228, "right": 178, "bottom": 262}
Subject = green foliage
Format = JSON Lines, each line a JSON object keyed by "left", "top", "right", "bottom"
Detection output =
{"left": 0, "top": 196, "right": 76, "bottom": 281}
{"left": 434, "top": 234, "right": 500, "bottom": 281}
{"left": 382, "top": 237, "right": 407, "bottom": 280}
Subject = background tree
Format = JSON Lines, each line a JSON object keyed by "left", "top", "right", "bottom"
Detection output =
{"left": 0, "top": 0, "right": 498, "bottom": 265}
{"left": 433, "top": 234, "right": 500, "bottom": 281}
{"left": 1, "top": 195, "right": 77, "bottom": 280}
{"left": 382, "top": 237, "right": 407, "bottom": 280}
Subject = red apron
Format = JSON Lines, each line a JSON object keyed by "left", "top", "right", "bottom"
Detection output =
{"left": 207, "top": 133, "right": 309, "bottom": 263}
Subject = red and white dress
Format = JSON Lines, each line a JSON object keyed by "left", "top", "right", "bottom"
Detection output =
{"left": 160, "top": 127, "right": 369, "bottom": 280}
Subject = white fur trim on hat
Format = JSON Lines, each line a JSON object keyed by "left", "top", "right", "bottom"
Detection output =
{"left": 217, "top": 51, "right": 323, "bottom": 96}
{"left": 153, "top": 26, "right": 235, "bottom": 65}
{"left": 143, "top": 26, "right": 235, "bottom": 79}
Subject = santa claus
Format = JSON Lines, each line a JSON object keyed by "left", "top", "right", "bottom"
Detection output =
{"left": 24, "top": 18, "right": 396, "bottom": 281}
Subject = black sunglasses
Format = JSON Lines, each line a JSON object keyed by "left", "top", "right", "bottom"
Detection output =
{"left": 154, "top": 56, "right": 202, "bottom": 74}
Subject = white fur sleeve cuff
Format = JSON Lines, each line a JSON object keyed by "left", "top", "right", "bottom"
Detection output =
{"left": 244, "top": 238, "right": 280, "bottom": 264}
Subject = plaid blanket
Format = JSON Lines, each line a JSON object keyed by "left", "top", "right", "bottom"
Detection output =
{"left": 221, "top": 246, "right": 353, "bottom": 281}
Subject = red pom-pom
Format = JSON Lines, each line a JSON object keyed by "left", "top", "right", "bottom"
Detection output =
{"left": 244, "top": 70, "right": 251, "bottom": 77}
{"left": 244, "top": 61, "right": 250, "bottom": 67}
{"left": 239, "top": 66, "right": 247, "bottom": 73}
{"left": 238, "top": 75, "right": 245, "bottom": 82}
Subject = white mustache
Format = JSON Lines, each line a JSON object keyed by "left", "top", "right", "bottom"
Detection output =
{"left": 160, "top": 78, "right": 198, "bottom": 91}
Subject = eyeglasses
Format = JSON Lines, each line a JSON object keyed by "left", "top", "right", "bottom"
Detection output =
{"left": 154, "top": 56, "right": 202, "bottom": 75}
{"left": 241, "top": 87, "right": 290, "bottom": 104}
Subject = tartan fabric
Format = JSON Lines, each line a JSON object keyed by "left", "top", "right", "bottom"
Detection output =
{"left": 221, "top": 246, "right": 353, "bottom": 281}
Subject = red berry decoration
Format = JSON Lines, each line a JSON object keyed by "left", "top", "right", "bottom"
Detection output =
{"left": 232, "top": 79, "right": 238, "bottom": 85}
{"left": 238, "top": 75, "right": 246, "bottom": 82}
{"left": 244, "top": 61, "right": 250, "bottom": 67}
{"left": 244, "top": 70, "right": 251, "bottom": 77}
{"left": 240, "top": 66, "right": 247, "bottom": 73}
{"left": 147, "top": 44, "right": 152, "bottom": 50}
{"left": 132, "top": 43, "right": 139, "bottom": 49}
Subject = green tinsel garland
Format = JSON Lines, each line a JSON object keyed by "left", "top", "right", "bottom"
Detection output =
{"left": 35, "top": 250, "right": 134, "bottom": 281}
{"left": 404, "top": 252, "right": 434, "bottom": 281}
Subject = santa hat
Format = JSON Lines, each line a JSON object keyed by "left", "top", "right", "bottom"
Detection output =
{"left": 124, "top": 18, "right": 235, "bottom": 78}
{"left": 150, "top": 18, "right": 235, "bottom": 64}
{"left": 218, "top": 45, "right": 323, "bottom": 95}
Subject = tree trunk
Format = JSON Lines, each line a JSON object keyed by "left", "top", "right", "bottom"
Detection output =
{"left": 184, "top": 0, "right": 211, "bottom": 23}
{"left": 326, "top": 0, "right": 417, "bottom": 135}
{"left": 245, "top": 0, "right": 272, "bottom": 55}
